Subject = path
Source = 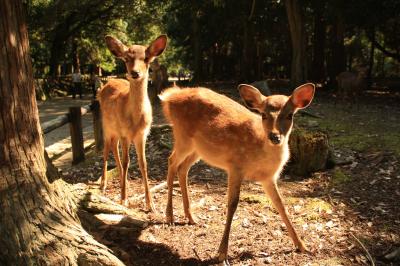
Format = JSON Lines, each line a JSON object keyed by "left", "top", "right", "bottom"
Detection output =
{"left": 38, "top": 95, "right": 95, "bottom": 168}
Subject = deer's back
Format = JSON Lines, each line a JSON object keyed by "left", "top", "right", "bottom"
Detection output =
{"left": 337, "top": 71, "right": 364, "bottom": 88}
{"left": 161, "top": 87, "right": 287, "bottom": 178}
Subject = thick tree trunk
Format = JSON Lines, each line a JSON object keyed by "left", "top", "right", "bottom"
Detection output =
{"left": 311, "top": 1, "right": 326, "bottom": 82}
{"left": 240, "top": 0, "right": 257, "bottom": 82}
{"left": 0, "top": 1, "right": 123, "bottom": 265}
{"left": 289, "top": 129, "right": 331, "bottom": 176}
{"left": 328, "top": 12, "right": 346, "bottom": 85}
{"left": 285, "top": 0, "right": 307, "bottom": 87}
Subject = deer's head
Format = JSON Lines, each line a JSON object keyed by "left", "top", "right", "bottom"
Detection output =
{"left": 105, "top": 35, "right": 167, "bottom": 80}
{"left": 239, "top": 83, "right": 315, "bottom": 145}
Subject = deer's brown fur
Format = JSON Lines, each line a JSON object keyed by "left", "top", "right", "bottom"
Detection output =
{"left": 98, "top": 35, "right": 167, "bottom": 210}
{"left": 160, "top": 83, "right": 315, "bottom": 262}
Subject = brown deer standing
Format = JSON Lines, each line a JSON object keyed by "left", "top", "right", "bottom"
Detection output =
{"left": 160, "top": 83, "right": 315, "bottom": 262}
{"left": 336, "top": 68, "right": 367, "bottom": 106}
{"left": 98, "top": 35, "right": 167, "bottom": 210}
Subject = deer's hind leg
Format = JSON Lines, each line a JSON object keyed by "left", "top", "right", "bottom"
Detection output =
{"left": 165, "top": 135, "right": 194, "bottom": 224}
{"left": 177, "top": 152, "right": 199, "bottom": 224}
{"left": 100, "top": 137, "right": 115, "bottom": 192}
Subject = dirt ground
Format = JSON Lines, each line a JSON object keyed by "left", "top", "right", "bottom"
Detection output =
{"left": 60, "top": 82, "right": 400, "bottom": 265}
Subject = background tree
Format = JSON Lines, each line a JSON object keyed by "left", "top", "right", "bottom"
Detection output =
{"left": 26, "top": 0, "right": 400, "bottom": 87}
{"left": 284, "top": 0, "right": 307, "bottom": 86}
{"left": 0, "top": 1, "right": 124, "bottom": 264}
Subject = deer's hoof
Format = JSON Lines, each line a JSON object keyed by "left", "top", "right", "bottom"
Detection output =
{"left": 296, "top": 240, "right": 310, "bottom": 253}
{"left": 187, "top": 216, "right": 197, "bottom": 225}
{"left": 218, "top": 260, "right": 230, "bottom": 266}
{"left": 166, "top": 215, "right": 174, "bottom": 225}
{"left": 218, "top": 252, "right": 229, "bottom": 265}
{"left": 120, "top": 199, "right": 128, "bottom": 206}
{"left": 146, "top": 202, "right": 156, "bottom": 213}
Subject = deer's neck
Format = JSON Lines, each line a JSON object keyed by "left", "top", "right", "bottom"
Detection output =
{"left": 128, "top": 76, "right": 151, "bottom": 113}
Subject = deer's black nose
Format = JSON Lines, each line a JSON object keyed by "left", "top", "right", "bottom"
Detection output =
{"left": 268, "top": 132, "right": 281, "bottom": 145}
{"left": 131, "top": 71, "right": 141, "bottom": 79}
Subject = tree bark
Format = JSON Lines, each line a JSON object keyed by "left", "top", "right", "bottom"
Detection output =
{"left": 367, "top": 28, "right": 375, "bottom": 87}
{"left": 191, "top": 7, "right": 202, "bottom": 82}
{"left": 0, "top": 1, "right": 123, "bottom": 264}
{"left": 311, "top": 0, "right": 326, "bottom": 82}
{"left": 285, "top": 0, "right": 307, "bottom": 86}
{"left": 327, "top": 11, "right": 346, "bottom": 85}
{"left": 72, "top": 38, "right": 80, "bottom": 73}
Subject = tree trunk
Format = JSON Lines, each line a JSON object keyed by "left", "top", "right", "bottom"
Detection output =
{"left": 328, "top": 12, "right": 346, "bottom": 85}
{"left": 191, "top": 7, "right": 201, "bottom": 82}
{"left": 241, "top": 18, "right": 251, "bottom": 82}
{"left": 367, "top": 28, "right": 375, "bottom": 88}
{"left": 49, "top": 34, "right": 67, "bottom": 77}
{"left": 0, "top": 1, "right": 123, "bottom": 264}
{"left": 311, "top": 0, "right": 326, "bottom": 82}
{"left": 289, "top": 128, "right": 331, "bottom": 176}
{"left": 72, "top": 38, "right": 80, "bottom": 73}
{"left": 285, "top": 0, "right": 307, "bottom": 87}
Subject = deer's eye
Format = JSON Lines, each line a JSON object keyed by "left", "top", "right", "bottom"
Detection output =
{"left": 286, "top": 113, "right": 294, "bottom": 120}
{"left": 261, "top": 113, "right": 267, "bottom": 120}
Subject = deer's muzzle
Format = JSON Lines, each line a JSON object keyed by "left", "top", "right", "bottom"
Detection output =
{"left": 131, "top": 70, "right": 141, "bottom": 79}
{"left": 268, "top": 132, "right": 281, "bottom": 145}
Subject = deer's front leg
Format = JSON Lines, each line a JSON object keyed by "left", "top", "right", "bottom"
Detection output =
{"left": 218, "top": 170, "right": 243, "bottom": 262}
{"left": 262, "top": 179, "right": 307, "bottom": 252}
{"left": 120, "top": 138, "right": 130, "bottom": 207}
{"left": 134, "top": 135, "right": 155, "bottom": 212}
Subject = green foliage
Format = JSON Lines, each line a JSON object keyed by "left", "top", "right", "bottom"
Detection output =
{"left": 26, "top": 0, "right": 400, "bottom": 80}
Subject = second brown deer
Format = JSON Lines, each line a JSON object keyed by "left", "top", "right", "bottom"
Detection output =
{"left": 336, "top": 68, "right": 367, "bottom": 106}
{"left": 160, "top": 83, "right": 315, "bottom": 262}
{"left": 98, "top": 35, "right": 167, "bottom": 210}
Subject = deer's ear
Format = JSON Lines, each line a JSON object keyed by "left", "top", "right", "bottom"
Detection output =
{"left": 238, "top": 84, "right": 266, "bottom": 112}
{"left": 146, "top": 35, "right": 167, "bottom": 61}
{"left": 105, "top": 36, "right": 127, "bottom": 59}
{"left": 291, "top": 83, "right": 315, "bottom": 109}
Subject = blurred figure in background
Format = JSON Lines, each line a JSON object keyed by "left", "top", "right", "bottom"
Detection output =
{"left": 150, "top": 59, "right": 168, "bottom": 103}
{"left": 90, "top": 72, "right": 102, "bottom": 98}
{"left": 71, "top": 70, "right": 82, "bottom": 99}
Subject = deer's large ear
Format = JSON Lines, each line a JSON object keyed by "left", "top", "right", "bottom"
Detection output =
{"left": 146, "top": 34, "right": 167, "bottom": 61}
{"left": 146, "top": 35, "right": 167, "bottom": 61}
{"left": 290, "top": 83, "right": 315, "bottom": 109}
{"left": 105, "top": 36, "right": 127, "bottom": 59}
{"left": 238, "top": 84, "right": 266, "bottom": 112}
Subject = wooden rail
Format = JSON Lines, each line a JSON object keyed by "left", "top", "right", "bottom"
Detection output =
{"left": 42, "top": 100, "right": 103, "bottom": 164}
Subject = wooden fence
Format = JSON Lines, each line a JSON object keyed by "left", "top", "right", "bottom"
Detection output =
{"left": 41, "top": 100, "right": 103, "bottom": 164}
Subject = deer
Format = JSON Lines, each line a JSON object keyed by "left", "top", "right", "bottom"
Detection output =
{"left": 97, "top": 35, "right": 167, "bottom": 210}
{"left": 159, "top": 82, "right": 315, "bottom": 263}
{"left": 336, "top": 67, "right": 367, "bottom": 106}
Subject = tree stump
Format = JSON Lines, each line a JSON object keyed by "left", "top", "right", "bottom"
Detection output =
{"left": 288, "top": 128, "right": 331, "bottom": 176}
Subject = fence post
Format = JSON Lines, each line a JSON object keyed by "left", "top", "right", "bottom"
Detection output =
{"left": 69, "top": 106, "right": 85, "bottom": 164}
{"left": 92, "top": 100, "right": 103, "bottom": 152}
